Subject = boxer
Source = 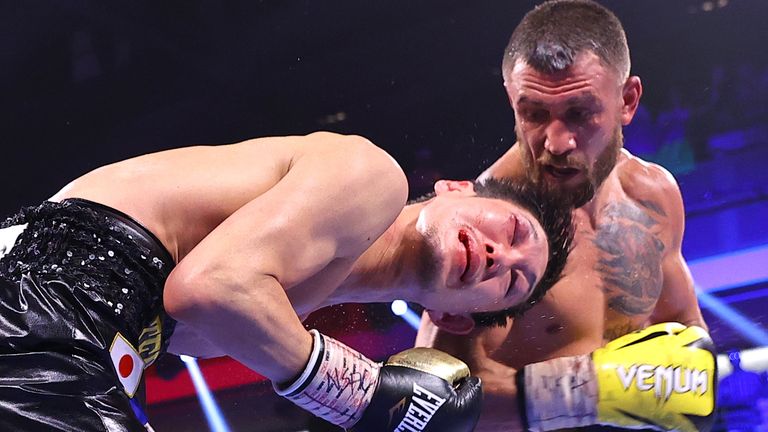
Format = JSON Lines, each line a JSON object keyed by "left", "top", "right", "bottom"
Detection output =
{"left": 0, "top": 131, "right": 572, "bottom": 431}
{"left": 416, "top": 1, "right": 717, "bottom": 431}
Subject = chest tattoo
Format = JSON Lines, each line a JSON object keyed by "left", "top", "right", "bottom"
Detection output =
{"left": 594, "top": 201, "right": 666, "bottom": 319}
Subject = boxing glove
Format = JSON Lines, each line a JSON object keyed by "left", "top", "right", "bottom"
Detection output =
{"left": 520, "top": 322, "right": 717, "bottom": 432}
{"left": 275, "top": 330, "right": 482, "bottom": 432}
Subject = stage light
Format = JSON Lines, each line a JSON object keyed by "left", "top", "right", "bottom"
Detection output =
{"left": 180, "top": 355, "right": 232, "bottom": 432}
{"left": 391, "top": 300, "right": 422, "bottom": 330}
{"left": 697, "top": 288, "right": 768, "bottom": 346}
{"left": 688, "top": 244, "right": 768, "bottom": 293}
{"left": 391, "top": 299, "right": 408, "bottom": 316}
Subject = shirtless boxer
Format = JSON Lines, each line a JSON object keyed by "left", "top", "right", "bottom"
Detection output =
{"left": 0, "top": 131, "right": 572, "bottom": 431}
{"left": 416, "top": 1, "right": 716, "bottom": 431}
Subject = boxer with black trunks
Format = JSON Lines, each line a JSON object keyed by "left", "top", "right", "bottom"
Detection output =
{"left": 0, "top": 199, "right": 173, "bottom": 431}
{"left": 0, "top": 131, "right": 572, "bottom": 431}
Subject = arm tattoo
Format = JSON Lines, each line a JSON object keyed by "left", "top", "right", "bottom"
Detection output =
{"left": 595, "top": 202, "right": 665, "bottom": 318}
{"left": 636, "top": 199, "right": 667, "bottom": 217}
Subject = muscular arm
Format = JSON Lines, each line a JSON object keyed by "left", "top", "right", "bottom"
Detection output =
{"left": 163, "top": 132, "right": 408, "bottom": 383}
{"left": 644, "top": 164, "right": 707, "bottom": 329}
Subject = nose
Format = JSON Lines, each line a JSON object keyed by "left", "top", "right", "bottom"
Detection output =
{"left": 544, "top": 120, "right": 576, "bottom": 156}
{"left": 481, "top": 242, "right": 526, "bottom": 282}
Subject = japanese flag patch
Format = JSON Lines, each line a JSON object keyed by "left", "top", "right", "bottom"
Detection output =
{"left": 110, "top": 332, "right": 144, "bottom": 398}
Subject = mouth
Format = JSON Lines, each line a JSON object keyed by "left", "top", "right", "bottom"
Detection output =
{"left": 458, "top": 229, "right": 473, "bottom": 283}
{"left": 544, "top": 165, "right": 580, "bottom": 181}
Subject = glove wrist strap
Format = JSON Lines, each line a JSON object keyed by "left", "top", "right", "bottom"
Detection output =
{"left": 274, "top": 330, "right": 381, "bottom": 429}
{"left": 275, "top": 329, "right": 324, "bottom": 396}
{"left": 523, "top": 354, "right": 598, "bottom": 431}
{"left": 515, "top": 367, "right": 530, "bottom": 431}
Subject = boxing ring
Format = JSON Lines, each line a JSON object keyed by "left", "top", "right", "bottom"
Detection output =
{"left": 3, "top": 0, "right": 768, "bottom": 431}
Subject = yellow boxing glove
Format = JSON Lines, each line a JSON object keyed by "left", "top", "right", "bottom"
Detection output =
{"left": 521, "top": 323, "right": 717, "bottom": 432}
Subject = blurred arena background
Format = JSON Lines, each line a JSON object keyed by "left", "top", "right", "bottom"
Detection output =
{"left": 2, "top": 0, "right": 768, "bottom": 430}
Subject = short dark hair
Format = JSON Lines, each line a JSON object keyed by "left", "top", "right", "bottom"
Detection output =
{"left": 502, "top": 0, "right": 630, "bottom": 81}
{"left": 470, "top": 177, "right": 574, "bottom": 327}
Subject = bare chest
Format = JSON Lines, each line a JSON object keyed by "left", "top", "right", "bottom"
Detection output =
{"left": 493, "top": 199, "right": 668, "bottom": 366}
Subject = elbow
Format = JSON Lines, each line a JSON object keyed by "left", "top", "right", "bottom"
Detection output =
{"left": 163, "top": 261, "right": 215, "bottom": 325}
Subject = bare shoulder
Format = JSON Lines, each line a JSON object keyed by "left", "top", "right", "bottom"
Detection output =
{"left": 613, "top": 150, "right": 686, "bottom": 252}
{"left": 292, "top": 131, "right": 409, "bottom": 216}
{"left": 615, "top": 150, "right": 683, "bottom": 217}
{"left": 52, "top": 131, "right": 407, "bottom": 259}
{"left": 293, "top": 131, "right": 407, "bottom": 185}
{"left": 273, "top": 132, "right": 409, "bottom": 257}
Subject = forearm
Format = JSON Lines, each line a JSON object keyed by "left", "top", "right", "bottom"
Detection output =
{"left": 474, "top": 368, "right": 526, "bottom": 432}
{"left": 521, "top": 324, "right": 716, "bottom": 432}
{"left": 165, "top": 272, "right": 312, "bottom": 383}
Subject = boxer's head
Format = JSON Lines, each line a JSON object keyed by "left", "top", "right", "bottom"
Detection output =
{"left": 410, "top": 178, "right": 572, "bottom": 334}
{"left": 501, "top": 0, "right": 642, "bottom": 207}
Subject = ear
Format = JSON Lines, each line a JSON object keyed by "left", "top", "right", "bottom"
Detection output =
{"left": 433, "top": 180, "right": 475, "bottom": 196}
{"left": 426, "top": 310, "right": 476, "bottom": 335}
{"left": 620, "top": 76, "right": 643, "bottom": 126}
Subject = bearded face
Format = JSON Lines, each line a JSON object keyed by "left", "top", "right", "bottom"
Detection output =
{"left": 505, "top": 53, "right": 634, "bottom": 207}
{"left": 517, "top": 125, "right": 623, "bottom": 207}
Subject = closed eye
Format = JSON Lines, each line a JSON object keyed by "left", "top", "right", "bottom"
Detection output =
{"left": 505, "top": 271, "right": 518, "bottom": 299}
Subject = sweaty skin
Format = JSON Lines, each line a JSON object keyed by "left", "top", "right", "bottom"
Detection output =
{"left": 418, "top": 149, "right": 706, "bottom": 431}
{"left": 416, "top": 52, "right": 706, "bottom": 431}
{"left": 52, "top": 132, "right": 410, "bottom": 384}
{"left": 51, "top": 131, "right": 551, "bottom": 389}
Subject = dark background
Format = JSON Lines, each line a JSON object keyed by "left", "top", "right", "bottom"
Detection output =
{"left": 3, "top": 1, "right": 768, "bottom": 431}
{"left": 3, "top": 0, "right": 766, "bottom": 209}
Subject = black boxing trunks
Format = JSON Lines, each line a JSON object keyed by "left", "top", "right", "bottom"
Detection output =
{"left": 0, "top": 198, "right": 175, "bottom": 431}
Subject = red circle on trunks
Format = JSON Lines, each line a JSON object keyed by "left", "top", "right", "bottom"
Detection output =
{"left": 119, "top": 354, "right": 134, "bottom": 378}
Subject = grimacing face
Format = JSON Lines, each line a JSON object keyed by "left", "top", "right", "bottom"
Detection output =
{"left": 505, "top": 51, "right": 634, "bottom": 206}
{"left": 413, "top": 182, "right": 549, "bottom": 314}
